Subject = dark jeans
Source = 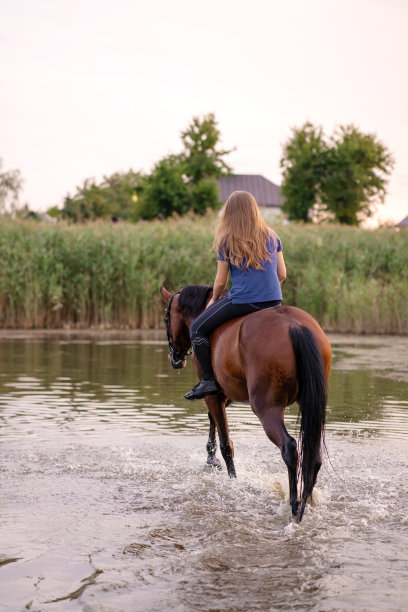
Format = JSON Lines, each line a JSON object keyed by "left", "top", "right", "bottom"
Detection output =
{"left": 189, "top": 295, "right": 281, "bottom": 380}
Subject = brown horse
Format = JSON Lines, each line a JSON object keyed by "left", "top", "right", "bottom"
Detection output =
{"left": 160, "top": 284, "right": 331, "bottom": 522}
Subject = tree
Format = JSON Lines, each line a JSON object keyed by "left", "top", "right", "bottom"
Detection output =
{"left": 321, "top": 125, "right": 394, "bottom": 225}
{"left": 58, "top": 114, "right": 233, "bottom": 222}
{"left": 137, "top": 155, "right": 191, "bottom": 220}
{"left": 190, "top": 178, "right": 220, "bottom": 214}
{"left": 60, "top": 170, "right": 143, "bottom": 222}
{"left": 280, "top": 123, "right": 394, "bottom": 225}
{"left": 179, "top": 113, "right": 233, "bottom": 184}
{"left": 0, "top": 158, "right": 24, "bottom": 213}
{"left": 280, "top": 123, "right": 326, "bottom": 222}
{"left": 137, "top": 114, "right": 232, "bottom": 219}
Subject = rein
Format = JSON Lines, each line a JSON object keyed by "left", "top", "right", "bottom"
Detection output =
{"left": 164, "top": 291, "right": 191, "bottom": 363}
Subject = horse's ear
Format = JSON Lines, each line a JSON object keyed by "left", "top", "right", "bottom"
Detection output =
{"left": 160, "top": 286, "right": 172, "bottom": 303}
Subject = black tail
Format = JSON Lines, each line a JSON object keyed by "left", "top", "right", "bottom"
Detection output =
{"left": 289, "top": 325, "right": 327, "bottom": 522}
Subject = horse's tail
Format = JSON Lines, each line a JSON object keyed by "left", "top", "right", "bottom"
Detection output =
{"left": 289, "top": 325, "right": 327, "bottom": 522}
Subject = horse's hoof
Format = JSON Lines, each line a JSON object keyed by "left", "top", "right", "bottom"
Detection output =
{"left": 205, "top": 457, "right": 222, "bottom": 471}
{"left": 296, "top": 501, "right": 307, "bottom": 523}
{"left": 291, "top": 501, "right": 299, "bottom": 517}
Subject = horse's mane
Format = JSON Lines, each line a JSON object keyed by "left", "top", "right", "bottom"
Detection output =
{"left": 178, "top": 285, "right": 212, "bottom": 320}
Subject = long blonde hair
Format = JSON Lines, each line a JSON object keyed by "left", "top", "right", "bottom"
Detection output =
{"left": 214, "top": 191, "right": 275, "bottom": 270}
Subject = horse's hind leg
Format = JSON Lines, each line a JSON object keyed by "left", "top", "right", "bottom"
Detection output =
{"left": 205, "top": 395, "right": 236, "bottom": 478}
{"left": 313, "top": 450, "right": 322, "bottom": 488}
{"left": 205, "top": 411, "right": 222, "bottom": 470}
{"left": 280, "top": 426, "right": 299, "bottom": 516}
{"left": 252, "top": 402, "right": 298, "bottom": 516}
{"left": 297, "top": 448, "right": 322, "bottom": 522}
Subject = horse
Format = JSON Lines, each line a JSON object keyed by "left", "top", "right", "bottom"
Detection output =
{"left": 160, "top": 284, "right": 331, "bottom": 522}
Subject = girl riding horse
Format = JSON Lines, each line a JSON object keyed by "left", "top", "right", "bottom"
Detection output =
{"left": 161, "top": 191, "right": 331, "bottom": 522}
{"left": 185, "top": 190, "right": 286, "bottom": 400}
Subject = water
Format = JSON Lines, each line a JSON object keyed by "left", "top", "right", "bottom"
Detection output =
{"left": 0, "top": 331, "right": 407, "bottom": 611}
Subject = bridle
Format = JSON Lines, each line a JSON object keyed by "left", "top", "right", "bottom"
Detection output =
{"left": 164, "top": 291, "right": 191, "bottom": 365}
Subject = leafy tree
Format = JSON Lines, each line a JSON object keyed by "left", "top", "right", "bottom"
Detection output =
{"left": 321, "top": 125, "right": 394, "bottom": 225}
{"left": 60, "top": 170, "right": 143, "bottom": 222}
{"left": 137, "top": 155, "right": 191, "bottom": 220}
{"left": 179, "top": 113, "right": 233, "bottom": 184}
{"left": 58, "top": 114, "right": 232, "bottom": 222}
{"left": 137, "top": 114, "right": 232, "bottom": 219}
{"left": 280, "top": 123, "right": 326, "bottom": 222}
{"left": 280, "top": 123, "right": 394, "bottom": 225}
{"left": 190, "top": 178, "right": 220, "bottom": 214}
{"left": 0, "top": 158, "right": 23, "bottom": 213}
{"left": 46, "top": 206, "right": 60, "bottom": 219}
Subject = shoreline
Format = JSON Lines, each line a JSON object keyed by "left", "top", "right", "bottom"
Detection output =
{"left": 0, "top": 328, "right": 167, "bottom": 340}
{"left": 0, "top": 328, "right": 407, "bottom": 340}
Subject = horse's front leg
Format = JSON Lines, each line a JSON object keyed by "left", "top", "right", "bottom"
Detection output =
{"left": 205, "top": 394, "right": 236, "bottom": 478}
{"left": 205, "top": 411, "right": 222, "bottom": 470}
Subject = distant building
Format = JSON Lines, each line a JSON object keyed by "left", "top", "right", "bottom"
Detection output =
{"left": 396, "top": 214, "right": 408, "bottom": 229}
{"left": 218, "top": 174, "right": 284, "bottom": 218}
{"left": 27, "top": 211, "right": 57, "bottom": 224}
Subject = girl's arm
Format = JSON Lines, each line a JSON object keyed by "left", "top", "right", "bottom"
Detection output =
{"left": 206, "top": 260, "right": 229, "bottom": 308}
{"left": 277, "top": 251, "right": 286, "bottom": 283}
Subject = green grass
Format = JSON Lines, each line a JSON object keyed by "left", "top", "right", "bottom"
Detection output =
{"left": 0, "top": 216, "right": 407, "bottom": 333}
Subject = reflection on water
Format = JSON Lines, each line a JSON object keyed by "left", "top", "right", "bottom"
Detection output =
{"left": 0, "top": 331, "right": 407, "bottom": 611}
{"left": 0, "top": 332, "right": 407, "bottom": 441}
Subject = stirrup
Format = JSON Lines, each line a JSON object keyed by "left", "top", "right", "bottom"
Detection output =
{"left": 185, "top": 378, "right": 221, "bottom": 401}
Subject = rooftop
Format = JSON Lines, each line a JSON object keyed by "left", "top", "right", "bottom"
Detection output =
{"left": 218, "top": 174, "right": 284, "bottom": 208}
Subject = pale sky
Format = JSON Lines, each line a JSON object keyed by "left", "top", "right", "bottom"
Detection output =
{"left": 1, "top": 0, "right": 407, "bottom": 223}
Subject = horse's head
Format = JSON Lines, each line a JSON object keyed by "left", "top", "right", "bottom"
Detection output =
{"left": 160, "top": 284, "right": 213, "bottom": 369}
{"left": 160, "top": 286, "right": 191, "bottom": 369}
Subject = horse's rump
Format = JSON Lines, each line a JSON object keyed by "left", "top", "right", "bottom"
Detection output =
{"left": 210, "top": 305, "right": 329, "bottom": 405}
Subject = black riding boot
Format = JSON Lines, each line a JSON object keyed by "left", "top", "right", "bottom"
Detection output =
{"left": 185, "top": 337, "right": 221, "bottom": 400}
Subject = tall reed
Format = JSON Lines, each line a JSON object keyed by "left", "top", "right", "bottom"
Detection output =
{"left": 0, "top": 216, "right": 407, "bottom": 333}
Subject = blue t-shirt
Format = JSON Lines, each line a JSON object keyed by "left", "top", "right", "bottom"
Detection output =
{"left": 217, "top": 234, "right": 283, "bottom": 304}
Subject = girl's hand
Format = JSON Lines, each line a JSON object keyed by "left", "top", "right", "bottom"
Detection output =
{"left": 206, "top": 297, "right": 215, "bottom": 309}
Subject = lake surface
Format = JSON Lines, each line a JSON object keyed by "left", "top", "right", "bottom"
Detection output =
{"left": 1, "top": 331, "right": 407, "bottom": 611}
